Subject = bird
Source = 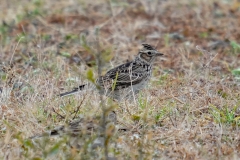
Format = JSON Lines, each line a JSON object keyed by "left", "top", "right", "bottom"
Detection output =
{"left": 59, "top": 44, "right": 163, "bottom": 101}
{"left": 30, "top": 111, "right": 117, "bottom": 148}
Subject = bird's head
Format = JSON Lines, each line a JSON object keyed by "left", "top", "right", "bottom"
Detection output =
{"left": 138, "top": 44, "right": 163, "bottom": 64}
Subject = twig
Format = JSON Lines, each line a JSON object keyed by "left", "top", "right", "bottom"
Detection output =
{"left": 52, "top": 108, "right": 65, "bottom": 120}
{"left": 94, "top": 27, "right": 109, "bottom": 159}
{"left": 71, "top": 93, "right": 87, "bottom": 119}
{"left": 168, "top": 112, "right": 177, "bottom": 128}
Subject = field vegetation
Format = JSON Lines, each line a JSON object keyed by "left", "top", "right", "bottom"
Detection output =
{"left": 0, "top": 0, "right": 240, "bottom": 159}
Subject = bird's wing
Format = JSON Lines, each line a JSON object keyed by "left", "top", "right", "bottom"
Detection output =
{"left": 67, "top": 119, "right": 96, "bottom": 136}
{"left": 50, "top": 118, "right": 97, "bottom": 136}
{"left": 97, "top": 62, "right": 146, "bottom": 90}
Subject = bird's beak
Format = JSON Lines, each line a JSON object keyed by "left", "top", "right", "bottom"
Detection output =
{"left": 156, "top": 52, "right": 164, "bottom": 56}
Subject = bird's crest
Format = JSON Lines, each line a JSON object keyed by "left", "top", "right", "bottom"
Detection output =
{"left": 142, "top": 44, "right": 156, "bottom": 50}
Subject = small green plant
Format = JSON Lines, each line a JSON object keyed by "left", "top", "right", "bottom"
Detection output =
{"left": 59, "top": 51, "right": 71, "bottom": 58}
{"left": 210, "top": 105, "right": 240, "bottom": 126}
{"left": 86, "top": 68, "right": 95, "bottom": 83}
{"left": 230, "top": 41, "right": 240, "bottom": 54}
{"left": 157, "top": 73, "right": 169, "bottom": 85}
{"left": 65, "top": 34, "right": 78, "bottom": 41}
{"left": 41, "top": 34, "right": 51, "bottom": 41}
{"left": 155, "top": 106, "right": 170, "bottom": 122}
{"left": 164, "top": 34, "right": 170, "bottom": 47}
{"left": 0, "top": 22, "right": 10, "bottom": 44}
{"left": 231, "top": 68, "right": 240, "bottom": 80}
{"left": 138, "top": 94, "right": 148, "bottom": 109}
{"left": 199, "top": 32, "right": 208, "bottom": 38}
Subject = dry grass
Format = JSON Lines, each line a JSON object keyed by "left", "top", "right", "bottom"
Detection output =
{"left": 0, "top": 0, "right": 240, "bottom": 159}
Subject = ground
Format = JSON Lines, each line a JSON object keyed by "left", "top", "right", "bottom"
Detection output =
{"left": 0, "top": 0, "right": 240, "bottom": 159}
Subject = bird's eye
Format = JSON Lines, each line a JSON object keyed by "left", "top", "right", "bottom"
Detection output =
{"left": 147, "top": 52, "right": 152, "bottom": 55}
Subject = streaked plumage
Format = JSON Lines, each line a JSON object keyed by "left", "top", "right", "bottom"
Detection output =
{"left": 30, "top": 111, "right": 117, "bottom": 139}
{"left": 59, "top": 44, "right": 163, "bottom": 100}
{"left": 30, "top": 111, "right": 116, "bottom": 149}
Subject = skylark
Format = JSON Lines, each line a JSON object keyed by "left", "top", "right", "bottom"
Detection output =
{"left": 59, "top": 44, "right": 163, "bottom": 101}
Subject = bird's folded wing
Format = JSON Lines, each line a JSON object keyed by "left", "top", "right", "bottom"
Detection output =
{"left": 50, "top": 119, "right": 97, "bottom": 136}
{"left": 97, "top": 70, "right": 145, "bottom": 89}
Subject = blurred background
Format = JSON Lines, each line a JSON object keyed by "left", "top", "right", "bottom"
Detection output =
{"left": 1, "top": 0, "right": 239, "bottom": 74}
{"left": 0, "top": 0, "right": 240, "bottom": 159}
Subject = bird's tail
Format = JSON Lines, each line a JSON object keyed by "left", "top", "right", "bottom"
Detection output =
{"left": 59, "top": 84, "right": 86, "bottom": 97}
